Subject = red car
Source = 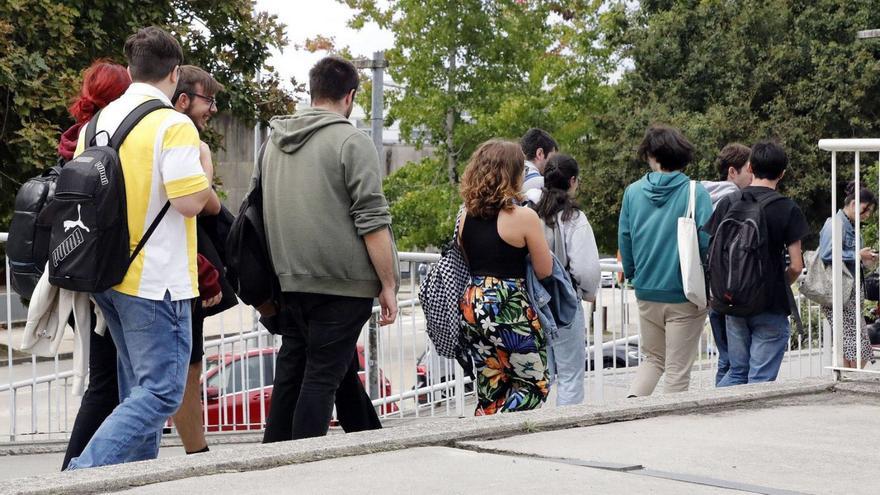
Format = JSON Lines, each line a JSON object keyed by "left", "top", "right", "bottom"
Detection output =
{"left": 195, "top": 344, "right": 396, "bottom": 432}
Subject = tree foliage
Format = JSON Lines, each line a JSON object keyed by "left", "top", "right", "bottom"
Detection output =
{"left": 0, "top": 0, "right": 295, "bottom": 228}
{"left": 583, "top": 0, "right": 880, "bottom": 250}
{"left": 343, "top": 0, "right": 609, "bottom": 249}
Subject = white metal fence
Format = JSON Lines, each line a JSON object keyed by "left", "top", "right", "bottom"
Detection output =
{"left": 1, "top": 235, "right": 834, "bottom": 444}
{"left": 818, "top": 139, "right": 880, "bottom": 377}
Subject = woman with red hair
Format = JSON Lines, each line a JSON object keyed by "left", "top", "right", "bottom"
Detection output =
{"left": 60, "top": 60, "right": 130, "bottom": 470}
{"left": 57, "top": 60, "right": 130, "bottom": 161}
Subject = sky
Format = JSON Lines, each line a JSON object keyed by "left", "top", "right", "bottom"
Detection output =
{"left": 254, "top": 0, "right": 394, "bottom": 90}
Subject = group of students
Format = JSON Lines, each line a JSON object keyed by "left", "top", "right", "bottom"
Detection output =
{"left": 15, "top": 27, "right": 400, "bottom": 471}
{"left": 454, "top": 123, "right": 877, "bottom": 414}
{"left": 17, "top": 24, "right": 877, "bottom": 470}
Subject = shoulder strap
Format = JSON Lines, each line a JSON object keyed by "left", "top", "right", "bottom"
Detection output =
{"left": 685, "top": 180, "right": 697, "bottom": 219}
{"left": 256, "top": 140, "right": 268, "bottom": 181}
{"left": 553, "top": 211, "right": 569, "bottom": 268}
{"left": 110, "top": 99, "right": 171, "bottom": 150}
{"left": 128, "top": 202, "right": 171, "bottom": 266}
{"left": 84, "top": 109, "right": 102, "bottom": 148}
{"left": 453, "top": 206, "right": 465, "bottom": 245}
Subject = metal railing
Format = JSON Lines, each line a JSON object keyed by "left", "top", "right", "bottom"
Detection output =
{"left": 0, "top": 235, "right": 835, "bottom": 443}
{"left": 818, "top": 139, "right": 880, "bottom": 377}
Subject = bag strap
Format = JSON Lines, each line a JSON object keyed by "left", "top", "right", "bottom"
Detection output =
{"left": 128, "top": 201, "right": 171, "bottom": 266}
{"left": 686, "top": 180, "right": 696, "bottom": 220}
{"left": 84, "top": 99, "right": 170, "bottom": 150}
{"left": 453, "top": 206, "right": 465, "bottom": 245}
{"left": 553, "top": 211, "right": 569, "bottom": 269}
{"left": 84, "top": 109, "right": 102, "bottom": 148}
{"left": 110, "top": 99, "right": 171, "bottom": 150}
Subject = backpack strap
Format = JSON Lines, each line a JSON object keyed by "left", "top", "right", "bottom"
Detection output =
{"left": 84, "top": 109, "right": 103, "bottom": 148}
{"left": 110, "top": 99, "right": 171, "bottom": 150}
{"left": 116, "top": 100, "right": 177, "bottom": 266}
{"left": 128, "top": 202, "right": 171, "bottom": 266}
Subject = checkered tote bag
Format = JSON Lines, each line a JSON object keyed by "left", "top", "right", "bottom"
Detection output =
{"left": 418, "top": 208, "right": 470, "bottom": 359}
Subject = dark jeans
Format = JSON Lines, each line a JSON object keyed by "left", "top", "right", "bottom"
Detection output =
{"left": 708, "top": 309, "right": 728, "bottom": 387}
{"left": 62, "top": 327, "right": 119, "bottom": 470}
{"left": 262, "top": 292, "right": 380, "bottom": 442}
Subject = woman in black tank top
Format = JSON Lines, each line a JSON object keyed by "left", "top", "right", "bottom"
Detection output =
{"left": 457, "top": 140, "right": 553, "bottom": 415}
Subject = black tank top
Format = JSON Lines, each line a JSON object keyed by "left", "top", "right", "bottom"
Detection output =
{"left": 461, "top": 214, "right": 528, "bottom": 279}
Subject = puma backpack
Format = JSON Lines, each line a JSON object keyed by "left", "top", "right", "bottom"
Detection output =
{"left": 44, "top": 99, "right": 170, "bottom": 292}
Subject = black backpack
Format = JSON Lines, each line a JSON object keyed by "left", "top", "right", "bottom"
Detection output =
{"left": 707, "top": 190, "right": 783, "bottom": 316}
{"left": 7, "top": 160, "right": 63, "bottom": 299}
{"left": 226, "top": 142, "right": 281, "bottom": 313}
{"left": 44, "top": 99, "right": 171, "bottom": 292}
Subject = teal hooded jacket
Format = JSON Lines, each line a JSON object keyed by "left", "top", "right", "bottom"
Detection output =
{"left": 618, "top": 171, "right": 712, "bottom": 303}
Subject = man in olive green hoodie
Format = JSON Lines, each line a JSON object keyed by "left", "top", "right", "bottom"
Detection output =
{"left": 261, "top": 56, "right": 399, "bottom": 441}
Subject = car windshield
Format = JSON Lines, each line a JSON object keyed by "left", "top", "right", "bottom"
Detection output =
{"left": 204, "top": 357, "right": 223, "bottom": 390}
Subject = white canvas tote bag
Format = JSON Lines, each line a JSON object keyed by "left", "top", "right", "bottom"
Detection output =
{"left": 678, "top": 180, "right": 707, "bottom": 309}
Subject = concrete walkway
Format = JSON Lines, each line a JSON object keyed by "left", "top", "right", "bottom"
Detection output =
{"left": 1, "top": 377, "right": 876, "bottom": 495}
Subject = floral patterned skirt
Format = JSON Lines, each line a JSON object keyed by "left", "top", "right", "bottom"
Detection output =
{"left": 459, "top": 276, "right": 548, "bottom": 415}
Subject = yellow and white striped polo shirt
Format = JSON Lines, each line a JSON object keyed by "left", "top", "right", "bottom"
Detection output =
{"left": 75, "top": 83, "right": 208, "bottom": 301}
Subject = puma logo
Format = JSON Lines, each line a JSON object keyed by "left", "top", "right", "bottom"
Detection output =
{"left": 63, "top": 204, "right": 90, "bottom": 233}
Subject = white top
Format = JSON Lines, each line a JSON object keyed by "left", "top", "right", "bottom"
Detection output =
{"left": 522, "top": 160, "right": 544, "bottom": 192}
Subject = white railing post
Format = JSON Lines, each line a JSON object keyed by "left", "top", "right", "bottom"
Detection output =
{"left": 831, "top": 151, "right": 844, "bottom": 375}
{"left": 592, "top": 282, "right": 605, "bottom": 403}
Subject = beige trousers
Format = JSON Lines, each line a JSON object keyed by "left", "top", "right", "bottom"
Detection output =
{"left": 628, "top": 300, "right": 707, "bottom": 397}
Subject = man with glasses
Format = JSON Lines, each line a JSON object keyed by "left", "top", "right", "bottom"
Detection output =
{"left": 171, "top": 65, "right": 224, "bottom": 454}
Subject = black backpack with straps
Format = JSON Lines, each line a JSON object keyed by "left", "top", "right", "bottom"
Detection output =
{"left": 707, "top": 190, "right": 784, "bottom": 316}
{"left": 44, "top": 99, "right": 171, "bottom": 292}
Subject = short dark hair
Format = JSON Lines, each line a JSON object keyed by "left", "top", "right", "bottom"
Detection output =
{"left": 520, "top": 128, "right": 558, "bottom": 161}
{"left": 124, "top": 27, "right": 183, "bottom": 83}
{"left": 309, "top": 56, "right": 359, "bottom": 102}
{"left": 843, "top": 181, "right": 878, "bottom": 208}
{"left": 749, "top": 140, "right": 788, "bottom": 180}
{"left": 637, "top": 124, "right": 694, "bottom": 171}
{"left": 715, "top": 143, "right": 751, "bottom": 180}
{"left": 172, "top": 65, "right": 224, "bottom": 104}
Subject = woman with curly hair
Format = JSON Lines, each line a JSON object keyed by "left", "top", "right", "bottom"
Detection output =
{"left": 458, "top": 140, "right": 553, "bottom": 415}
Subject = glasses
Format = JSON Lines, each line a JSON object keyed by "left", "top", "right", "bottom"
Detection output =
{"left": 188, "top": 92, "right": 217, "bottom": 110}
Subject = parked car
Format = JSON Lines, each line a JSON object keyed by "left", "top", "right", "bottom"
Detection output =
{"left": 169, "top": 344, "right": 397, "bottom": 432}
{"left": 586, "top": 335, "right": 642, "bottom": 370}
{"left": 598, "top": 257, "right": 621, "bottom": 288}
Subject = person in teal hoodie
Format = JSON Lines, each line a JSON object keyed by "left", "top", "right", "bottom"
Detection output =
{"left": 618, "top": 124, "right": 712, "bottom": 397}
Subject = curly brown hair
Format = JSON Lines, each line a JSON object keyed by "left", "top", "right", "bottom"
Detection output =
{"left": 460, "top": 140, "right": 525, "bottom": 218}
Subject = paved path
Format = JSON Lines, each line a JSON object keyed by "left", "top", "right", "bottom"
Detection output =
{"left": 114, "top": 391, "right": 876, "bottom": 495}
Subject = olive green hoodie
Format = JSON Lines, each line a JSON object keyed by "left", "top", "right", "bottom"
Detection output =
{"left": 260, "top": 107, "right": 397, "bottom": 298}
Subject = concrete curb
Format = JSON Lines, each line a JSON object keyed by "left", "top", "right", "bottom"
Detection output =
{"left": 0, "top": 376, "right": 837, "bottom": 495}
{"left": 0, "top": 432, "right": 266, "bottom": 457}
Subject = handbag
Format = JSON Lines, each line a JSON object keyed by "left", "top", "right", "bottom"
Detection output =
{"left": 418, "top": 207, "right": 470, "bottom": 359}
{"left": 799, "top": 250, "right": 853, "bottom": 307}
{"left": 678, "top": 180, "right": 707, "bottom": 309}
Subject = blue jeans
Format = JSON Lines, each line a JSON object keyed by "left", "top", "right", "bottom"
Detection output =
{"left": 708, "top": 310, "right": 728, "bottom": 386}
{"left": 67, "top": 290, "right": 191, "bottom": 469}
{"left": 546, "top": 304, "right": 586, "bottom": 406}
{"left": 718, "top": 312, "right": 789, "bottom": 387}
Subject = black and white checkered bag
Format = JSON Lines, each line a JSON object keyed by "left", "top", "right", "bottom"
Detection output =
{"left": 418, "top": 208, "right": 470, "bottom": 359}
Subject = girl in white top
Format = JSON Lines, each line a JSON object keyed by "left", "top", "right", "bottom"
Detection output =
{"left": 532, "top": 153, "right": 600, "bottom": 406}
{"left": 534, "top": 154, "right": 601, "bottom": 302}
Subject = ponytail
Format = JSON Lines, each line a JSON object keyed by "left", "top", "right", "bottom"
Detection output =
{"left": 534, "top": 153, "right": 581, "bottom": 227}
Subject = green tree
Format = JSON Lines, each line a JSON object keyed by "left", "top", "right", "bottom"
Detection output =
{"left": 0, "top": 0, "right": 295, "bottom": 228}
{"left": 342, "top": 0, "right": 608, "bottom": 249}
{"left": 584, "top": 0, "right": 880, "bottom": 251}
